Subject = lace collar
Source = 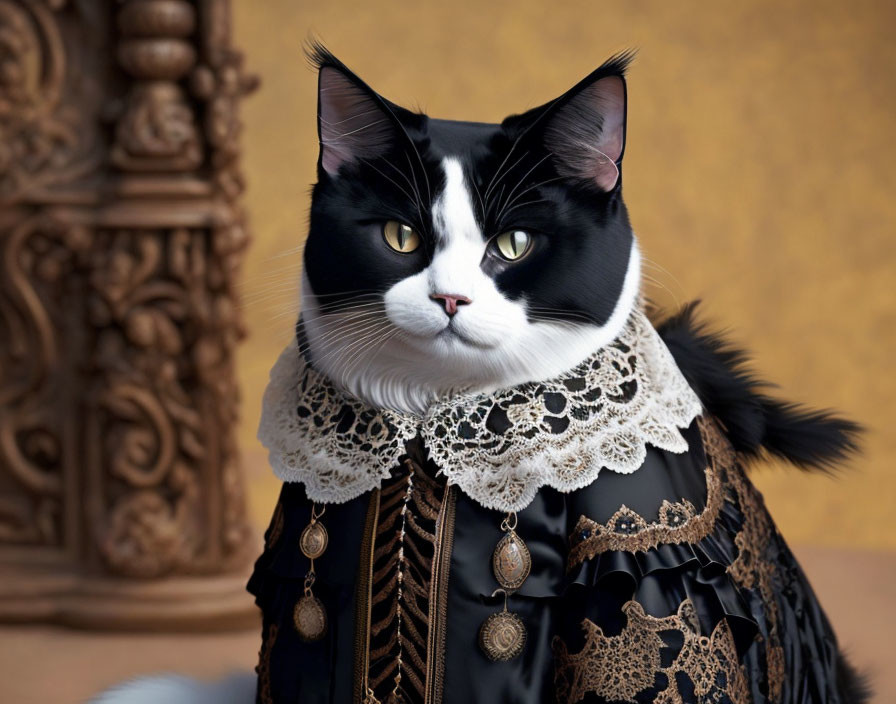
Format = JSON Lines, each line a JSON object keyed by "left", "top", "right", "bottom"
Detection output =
{"left": 258, "top": 309, "right": 702, "bottom": 513}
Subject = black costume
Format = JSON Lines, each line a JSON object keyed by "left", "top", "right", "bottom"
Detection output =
{"left": 248, "top": 306, "right": 866, "bottom": 704}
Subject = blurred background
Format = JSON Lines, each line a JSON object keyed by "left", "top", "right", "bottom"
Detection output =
{"left": 2, "top": 0, "right": 894, "bottom": 702}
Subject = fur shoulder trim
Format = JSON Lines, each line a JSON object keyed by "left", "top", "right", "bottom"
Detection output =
{"left": 655, "top": 302, "right": 861, "bottom": 472}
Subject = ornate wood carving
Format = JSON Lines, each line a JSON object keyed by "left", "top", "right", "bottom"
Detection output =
{"left": 0, "top": 0, "right": 257, "bottom": 629}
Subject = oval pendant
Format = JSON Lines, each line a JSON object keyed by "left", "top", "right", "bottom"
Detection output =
{"left": 478, "top": 610, "right": 526, "bottom": 661}
{"left": 293, "top": 594, "right": 328, "bottom": 642}
{"left": 492, "top": 530, "right": 531, "bottom": 590}
{"left": 300, "top": 520, "right": 329, "bottom": 560}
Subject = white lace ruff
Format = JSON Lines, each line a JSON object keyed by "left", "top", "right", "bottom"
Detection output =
{"left": 258, "top": 310, "right": 703, "bottom": 512}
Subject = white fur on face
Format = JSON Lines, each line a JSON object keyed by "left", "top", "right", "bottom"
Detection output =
{"left": 303, "top": 157, "right": 642, "bottom": 415}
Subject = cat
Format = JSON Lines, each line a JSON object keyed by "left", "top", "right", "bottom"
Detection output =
{"left": 94, "top": 43, "right": 868, "bottom": 704}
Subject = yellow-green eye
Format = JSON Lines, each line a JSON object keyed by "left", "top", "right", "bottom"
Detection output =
{"left": 494, "top": 230, "right": 532, "bottom": 261}
{"left": 383, "top": 221, "right": 421, "bottom": 253}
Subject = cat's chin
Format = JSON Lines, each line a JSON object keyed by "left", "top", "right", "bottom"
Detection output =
{"left": 390, "top": 327, "right": 512, "bottom": 371}
{"left": 430, "top": 325, "right": 502, "bottom": 351}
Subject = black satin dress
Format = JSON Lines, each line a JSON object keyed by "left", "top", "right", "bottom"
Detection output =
{"left": 247, "top": 416, "right": 854, "bottom": 704}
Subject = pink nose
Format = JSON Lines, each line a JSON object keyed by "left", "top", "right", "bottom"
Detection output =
{"left": 430, "top": 293, "right": 471, "bottom": 316}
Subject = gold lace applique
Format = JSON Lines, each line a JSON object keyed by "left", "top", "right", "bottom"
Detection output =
{"left": 700, "top": 417, "right": 785, "bottom": 702}
{"left": 567, "top": 452, "right": 724, "bottom": 566}
{"left": 553, "top": 599, "right": 750, "bottom": 704}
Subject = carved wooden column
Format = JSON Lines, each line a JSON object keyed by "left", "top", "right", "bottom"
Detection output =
{"left": 0, "top": 0, "right": 258, "bottom": 629}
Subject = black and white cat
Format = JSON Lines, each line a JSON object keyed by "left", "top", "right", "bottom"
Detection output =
{"left": 95, "top": 44, "right": 867, "bottom": 704}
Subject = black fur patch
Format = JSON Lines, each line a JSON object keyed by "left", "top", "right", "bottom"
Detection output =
{"left": 655, "top": 302, "right": 862, "bottom": 472}
{"left": 836, "top": 652, "right": 873, "bottom": 703}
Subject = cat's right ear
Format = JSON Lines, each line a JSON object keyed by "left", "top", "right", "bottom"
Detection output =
{"left": 310, "top": 44, "right": 403, "bottom": 177}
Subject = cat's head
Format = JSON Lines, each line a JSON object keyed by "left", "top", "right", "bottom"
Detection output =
{"left": 300, "top": 43, "right": 641, "bottom": 414}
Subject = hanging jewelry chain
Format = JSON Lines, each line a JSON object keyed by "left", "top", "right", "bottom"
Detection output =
{"left": 294, "top": 502, "right": 329, "bottom": 642}
{"left": 500, "top": 511, "right": 517, "bottom": 533}
{"left": 304, "top": 565, "right": 316, "bottom": 596}
{"left": 480, "top": 510, "right": 531, "bottom": 661}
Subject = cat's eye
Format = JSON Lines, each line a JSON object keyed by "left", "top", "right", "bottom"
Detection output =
{"left": 383, "top": 221, "right": 421, "bottom": 254}
{"left": 494, "top": 230, "right": 532, "bottom": 261}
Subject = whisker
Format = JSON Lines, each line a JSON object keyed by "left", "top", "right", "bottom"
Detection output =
{"left": 485, "top": 147, "right": 529, "bottom": 203}
{"left": 499, "top": 176, "right": 564, "bottom": 217}
{"left": 299, "top": 322, "right": 388, "bottom": 363}
{"left": 494, "top": 153, "right": 552, "bottom": 221}
{"left": 309, "top": 289, "right": 385, "bottom": 300}
{"left": 362, "top": 159, "right": 417, "bottom": 206}
{"left": 321, "top": 118, "right": 389, "bottom": 141}
{"left": 338, "top": 325, "right": 398, "bottom": 389}
{"left": 299, "top": 326, "right": 386, "bottom": 361}
{"left": 498, "top": 198, "right": 552, "bottom": 220}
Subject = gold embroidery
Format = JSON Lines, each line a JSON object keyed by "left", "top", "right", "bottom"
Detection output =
{"left": 553, "top": 599, "right": 750, "bottom": 704}
{"left": 700, "top": 417, "right": 785, "bottom": 703}
{"left": 563, "top": 418, "right": 787, "bottom": 702}
{"left": 255, "top": 622, "right": 278, "bottom": 704}
{"left": 365, "top": 458, "right": 447, "bottom": 703}
{"left": 568, "top": 459, "right": 724, "bottom": 566}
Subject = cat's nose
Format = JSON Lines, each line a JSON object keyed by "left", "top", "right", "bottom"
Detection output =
{"left": 430, "top": 293, "right": 472, "bottom": 317}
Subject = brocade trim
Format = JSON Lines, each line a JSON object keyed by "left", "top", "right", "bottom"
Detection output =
{"left": 365, "top": 459, "right": 447, "bottom": 703}
{"left": 567, "top": 416, "right": 725, "bottom": 566}
{"left": 712, "top": 420, "right": 786, "bottom": 702}
{"left": 553, "top": 599, "right": 750, "bottom": 704}
{"left": 568, "top": 465, "right": 723, "bottom": 565}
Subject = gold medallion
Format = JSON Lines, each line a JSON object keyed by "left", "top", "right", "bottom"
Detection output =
{"left": 293, "top": 594, "right": 327, "bottom": 642}
{"left": 478, "top": 610, "right": 526, "bottom": 661}
{"left": 492, "top": 529, "right": 531, "bottom": 590}
{"left": 300, "top": 520, "right": 329, "bottom": 560}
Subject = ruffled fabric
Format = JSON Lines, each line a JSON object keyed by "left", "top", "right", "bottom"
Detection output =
{"left": 564, "top": 500, "right": 759, "bottom": 656}
{"left": 258, "top": 308, "right": 702, "bottom": 512}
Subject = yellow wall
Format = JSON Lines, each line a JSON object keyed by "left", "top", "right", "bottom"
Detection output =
{"left": 233, "top": 0, "right": 896, "bottom": 550}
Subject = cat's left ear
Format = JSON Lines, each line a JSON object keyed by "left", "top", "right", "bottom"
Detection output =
{"left": 513, "top": 52, "right": 634, "bottom": 191}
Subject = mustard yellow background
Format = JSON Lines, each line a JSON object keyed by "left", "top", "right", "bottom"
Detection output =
{"left": 233, "top": 0, "right": 896, "bottom": 550}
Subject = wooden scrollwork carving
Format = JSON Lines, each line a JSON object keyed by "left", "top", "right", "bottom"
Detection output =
{"left": 0, "top": 0, "right": 257, "bottom": 630}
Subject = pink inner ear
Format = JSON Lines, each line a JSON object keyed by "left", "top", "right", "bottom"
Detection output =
{"left": 587, "top": 77, "right": 625, "bottom": 191}
{"left": 318, "top": 67, "right": 395, "bottom": 176}
{"left": 588, "top": 77, "right": 625, "bottom": 162}
{"left": 544, "top": 74, "right": 626, "bottom": 191}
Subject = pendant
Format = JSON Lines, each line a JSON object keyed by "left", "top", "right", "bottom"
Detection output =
{"left": 479, "top": 604, "right": 527, "bottom": 661}
{"left": 300, "top": 519, "right": 328, "bottom": 559}
{"left": 492, "top": 529, "right": 531, "bottom": 590}
{"left": 479, "top": 513, "right": 531, "bottom": 661}
{"left": 293, "top": 593, "right": 328, "bottom": 642}
{"left": 294, "top": 504, "right": 329, "bottom": 642}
